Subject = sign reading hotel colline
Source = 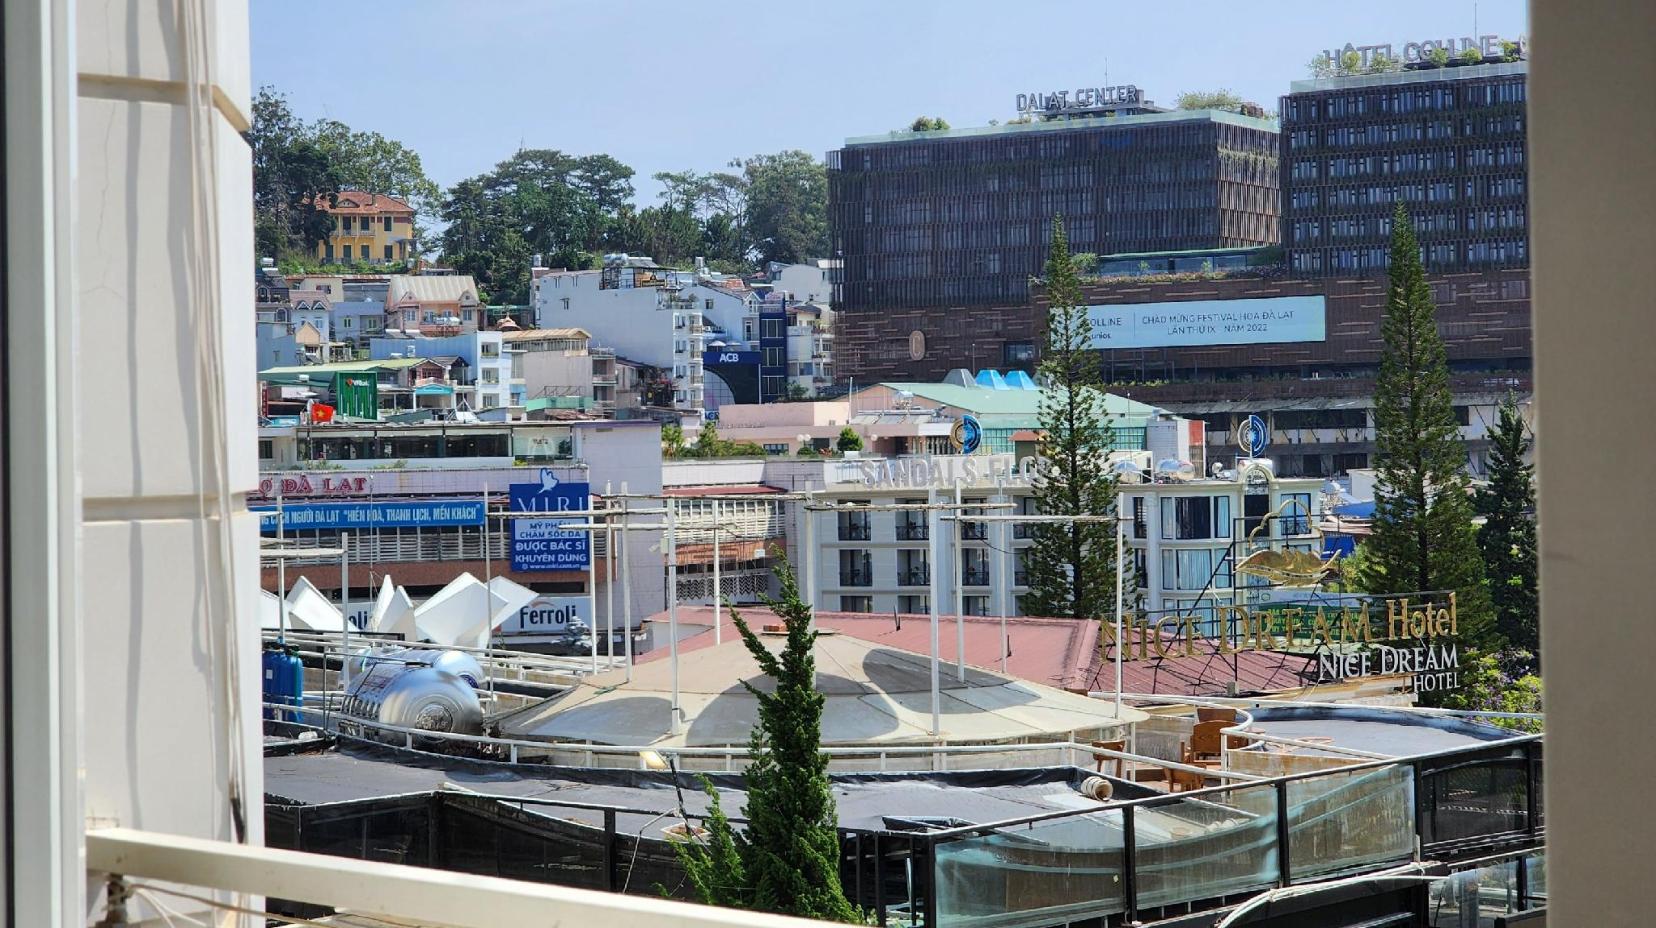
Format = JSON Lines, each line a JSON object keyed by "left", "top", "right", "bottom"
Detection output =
{"left": 1104, "top": 593, "right": 1463, "bottom": 694}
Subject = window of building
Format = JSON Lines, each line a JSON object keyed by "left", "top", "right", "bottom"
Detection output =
{"left": 1161, "top": 496, "right": 1231, "bottom": 540}
{"left": 481, "top": 369, "right": 500, "bottom": 384}
{"left": 384, "top": 244, "right": 393, "bottom": 261}
{"left": 964, "top": 595, "right": 990, "bottom": 616}
{"left": 342, "top": 244, "right": 352, "bottom": 262}
{"left": 383, "top": 216, "right": 393, "bottom": 232}
{"left": 1160, "top": 548, "right": 1232, "bottom": 591}
{"left": 1280, "top": 492, "right": 1313, "bottom": 536}
{"left": 838, "top": 549, "right": 872, "bottom": 586}
{"left": 840, "top": 595, "right": 873, "bottom": 613}
{"left": 481, "top": 342, "right": 500, "bottom": 359}
{"left": 341, "top": 216, "right": 352, "bottom": 232}
{"left": 898, "top": 595, "right": 929, "bottom": 614}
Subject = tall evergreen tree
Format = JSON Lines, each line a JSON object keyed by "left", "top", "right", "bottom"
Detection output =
{"left": 1367, "top": 204, "right": 1495, "bottom": 642}
{"left": 1475, "top": 395, "right": 1539, "bottom": 655}
{"left": 1023, "top": 217, "right": 1119, "bottom": 620}
{"left": 675, "top": 559, "right": 859, "bottom": 922}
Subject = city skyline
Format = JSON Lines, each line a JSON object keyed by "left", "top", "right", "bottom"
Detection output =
{"left": 251, "top": 0, "right": 1529, "bottom": 206}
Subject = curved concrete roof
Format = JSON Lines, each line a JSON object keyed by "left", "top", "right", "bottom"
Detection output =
{"left": 496, "top": 632, "right": 1146, "bottom": 748}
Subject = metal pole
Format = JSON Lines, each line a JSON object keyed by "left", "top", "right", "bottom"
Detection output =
{"left": 1115, "top": 511, "right": 1126, "bottom": 717}
{"left": 712, "top": 498, "right": 722, "bottom": 646}
{"left": 588, "top": 496, "right": 600, "bottom": 674}
{"left": 341, "top": 531, "right": 351, "bottom": 690}
{"left": 998, "top": 507, "right": 1010, "bottom": 675}
{"left": 278, "top": 553, "right": 288, "bottom": 641}
{"left": 604, "top": 481, "right": 615, "bottom": 668}
{"left": 928, "top": 488, "right": 941, "bottom": 736}
{"left": 954, "top": 480, "right": 966, "bottom": 682}
{"left": 483, "top": 486, "right": 494, "bottom": 705}
{"left": 620, "top": 485, "right": 633, "bottom": 683}
{"left": 667, "top": 500, "right": 681, "bottom": 736}
{"left": 802, "top": 489, "right": 816, "bottom": 624}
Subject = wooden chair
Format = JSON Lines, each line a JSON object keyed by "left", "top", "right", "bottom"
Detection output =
{"left": 1196, "top": 706, "right": 1239, "bottom": 724}
{"left": 1171, "top": 746, "right": 1209, "bottom": 792}
{"left": 1090, "top": 739, "right": 1126, "bottom": 777}
{"left": 1188, "top": 720, "right": 1230, "bottom": 767}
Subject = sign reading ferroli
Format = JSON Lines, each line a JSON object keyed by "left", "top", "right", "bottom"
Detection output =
{"left": 1105, "top": 593, "right": 1462, "bottom": 694}
{"left": 1084, "top": 295, "right": 1327, "bottom": 350}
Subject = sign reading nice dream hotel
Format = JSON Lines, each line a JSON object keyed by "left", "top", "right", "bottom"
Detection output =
{"left": 1085, "top": 295, "right": 1327, "bottom": 350}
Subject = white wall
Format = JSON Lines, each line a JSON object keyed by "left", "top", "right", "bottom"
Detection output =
{"left": 772, "top": 263, "right": 831, "bottom": 304}
{"left": 1532, "top": 3, "right": 1656, "bottom": 924}
{"left": 71, "top": 0, "right": 262, "bottom": 923}
{"left": 535, "top": 274, "right": 673, "bottom": 366}
{"left": 574, "top": 422, "right": 665, "bottom": 629}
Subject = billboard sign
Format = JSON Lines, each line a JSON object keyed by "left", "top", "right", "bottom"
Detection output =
{"left": 255, "top": 499, "right": 485, "bottom": 533}
{"left": 496, "top": 595, "right": 591, "bottom": 636}
{"left": 1084, "top": 295, "right": 1326, "bottom": 350}
{"left": 509, "top": 469, "right": 591, "bottom": 571}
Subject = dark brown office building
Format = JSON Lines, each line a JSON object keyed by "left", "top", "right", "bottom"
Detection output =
{"left": 828, "top": 111, "right": 1280, "bottom": 382}
{"left": 1280, "top": 60, "right": 1529, "bottom": 275}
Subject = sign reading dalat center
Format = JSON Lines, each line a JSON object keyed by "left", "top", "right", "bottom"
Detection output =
{"left": 1084, "top": 295, "right": 1327, "bottom": 350}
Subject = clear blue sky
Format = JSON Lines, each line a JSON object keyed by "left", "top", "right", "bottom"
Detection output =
{"left": 251, "top": 0, "right": 1527, "bottom": 206}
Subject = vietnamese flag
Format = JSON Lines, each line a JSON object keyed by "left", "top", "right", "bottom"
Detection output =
{"left": 310, "top": 402, "right": 335, "bottom": 424}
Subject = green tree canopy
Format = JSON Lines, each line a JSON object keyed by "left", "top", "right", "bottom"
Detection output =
{"left": 675, "top": 560, "right": 860, "bottom": 922}
{"left": 248, "top": 86, "right": 343, "bottom": 260}
{"left": 1175, "top": 89, "right": 1245, "bottom": 111}
{"left": 1366, "top": 203, "right": 1495, "bottom": 643}
{"left": 835, "top": 427, "right": 863, "bottom": 453}
{"left": 739, "top": 150, "right": 829, "bottom": 266}
{"left": 437, "top": 148, "right": 634, "bottom": 302}
{"left": 909, "top": 116, "right": 951, "bottom": 131}
{"left": 1475, "top": 395, "right": 1539, "bottom": 655}
{"left": 1024, "top": 216, "right": 1119, "bottom": 620}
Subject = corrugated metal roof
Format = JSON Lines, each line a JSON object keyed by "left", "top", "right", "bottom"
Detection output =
{"left": 258, "top": 357, "right": 427, "bottom": 377}
{"left": 501, "top": 327, "right": 591, "bottom": 342}
{"left": 386, "top": 275, "right": 480, "bottom": 306}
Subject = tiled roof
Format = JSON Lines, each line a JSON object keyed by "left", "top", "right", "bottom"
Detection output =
{"left": 323, "top": 191, "right": 415, "bottom": 216}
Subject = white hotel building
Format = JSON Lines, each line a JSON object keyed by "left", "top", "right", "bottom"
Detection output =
{"left": 772, "top": 453, "right": 1325, "bottom": 622}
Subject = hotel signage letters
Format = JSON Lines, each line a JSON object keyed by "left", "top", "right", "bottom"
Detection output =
{"left": 851, "top": 454, "right": 1036, "bottom": 490}
{"left": 1016, "top": 85, "right": 1143, "bottom": 115}
{"left": 1104, "top": 594, "right": 1462, "bottom": 694}
{"left": 1320, "top": 35, "right": 1515, "bottom": 69}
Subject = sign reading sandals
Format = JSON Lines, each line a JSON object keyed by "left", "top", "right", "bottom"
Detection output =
{"left": 848, "top": 454, "right": 1038, "bottom": 490}
{"left": 1084, "top": 295, "right": 1327, "bottom": 350}
{"left": 1104, "top": 593, "right": 1463, "bottom": 694}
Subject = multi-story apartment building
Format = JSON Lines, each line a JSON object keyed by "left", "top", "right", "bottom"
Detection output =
{"left": 369, "top": 329, "right": 514, "bottom": 411}
{"left": 315, "top": 190, "right": 417, "bottom": 265}
{"left": 828, "top": 105, "right": 1281, "bottom": 381}
{"left": 1280, "top": 60, "right": 1528, "bottom": 276}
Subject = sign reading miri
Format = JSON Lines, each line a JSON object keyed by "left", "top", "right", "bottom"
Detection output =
{"left": 1105, "top": 594, "right": 1463, "bottom": 694}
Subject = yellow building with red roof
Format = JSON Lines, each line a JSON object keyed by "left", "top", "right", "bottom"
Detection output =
{"left": 315, "top": 190, "right": 416, "bottom": 265}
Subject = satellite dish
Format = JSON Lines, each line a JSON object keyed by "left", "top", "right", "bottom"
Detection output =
{"left": 1156, "top": 459, "right": 1196, "bottom": 481}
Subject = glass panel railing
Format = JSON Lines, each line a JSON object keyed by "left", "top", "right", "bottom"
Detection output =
{"left": 934, "top": 810, "right": 1126, "bottom": 928}
{"left": 1287, "top": 763, "right": 1415, "bottom": 880}
{"left": 1426, "top": 858, "right": 1521, "bottom": 927}
{"left": 1131, "top": 783, "right": 1279, "bottom": 910}
{"left": 1420, "top": 751, "right": 1531, "bottom": 849}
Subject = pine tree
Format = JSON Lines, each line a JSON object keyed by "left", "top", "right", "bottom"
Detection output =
{"left": 1024, "top": 216, "right": 1120, "bottom": 620}
{"left": 674, "top": 558, "right": 859, "bottom": 922}
{"left": 1367, "top": 203, "right": 1495, "bottom": 642}
{"left": 835, "top": 426, "right": 863, "bottom": 453}
{"left": 1475, "top": 395, "right": 1539, "bottom": 655}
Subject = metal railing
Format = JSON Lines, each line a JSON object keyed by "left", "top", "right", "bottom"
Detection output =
{"left": 961, "top": 568, "right": 990, "bottom": 586}
{"left": 896, "top": 522, "right": 929, "bottom": 541}
{"left": 837, "top": 520, "right": 872, "bottom": 541}
{"left": 898, "top": 567, "right": 930, "bottom": 587}
{"left": 839, "top": 568, "right": 873, "bottom": 587}
{"left": 86, "top": 826, "right": 829, "bottom": 928}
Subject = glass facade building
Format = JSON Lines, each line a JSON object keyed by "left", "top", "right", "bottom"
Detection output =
{"left": 1280, "top": 61, "right": 1529, "bottom": 276}
{"left": 828, "top": 111, "right": 1281, "bottom": 313}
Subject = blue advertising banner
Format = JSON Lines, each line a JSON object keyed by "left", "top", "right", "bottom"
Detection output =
{"left": 256, "top": 499, "right": 485, "bottom": 534}
{"left": 509, "top": 469, "right": 591, "bottom": 571}
{"left": 1084, "top": 295, "right": 1327, "bottom": 350}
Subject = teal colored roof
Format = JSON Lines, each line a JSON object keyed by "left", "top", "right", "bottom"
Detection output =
{"left": 869, "top": 382, "right": 1160, "bottom": 422}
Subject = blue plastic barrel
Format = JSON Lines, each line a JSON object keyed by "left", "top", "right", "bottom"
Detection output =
{"left": 262, "top": 642, "right": 304, "bottom": 721}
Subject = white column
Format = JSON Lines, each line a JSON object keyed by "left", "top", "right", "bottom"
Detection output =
{"left": 341, "top": 532, "right": 351, "bottom": 690}
{"left": 712, "top": 498, "right": 722, "bottom": 645}
{"left": 667, "top": 500, "right": 681, "bottom": 735}
{"left": 927, "top": 489, "right": 942, "bottom": 736}
{"left": 954, "top": 479, "right": 966, "bottom": 682}
{"left": 620, "top": 486, "right": 633, "bottom": 682}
